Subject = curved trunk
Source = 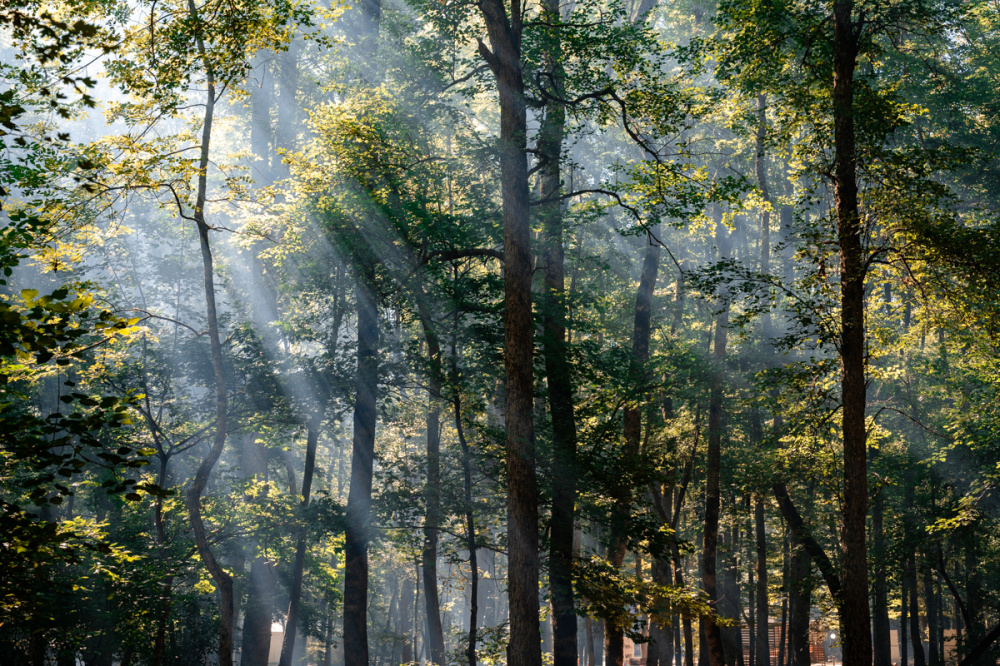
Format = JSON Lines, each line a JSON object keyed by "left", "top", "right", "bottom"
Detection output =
{"left": 181, "top": 6, "right": 234, "bottom": 663}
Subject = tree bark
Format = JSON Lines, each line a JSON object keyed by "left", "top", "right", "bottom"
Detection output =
{"left": 421, "top": 323, "right": 446, "bottom": 665}
{"left": 786, "top": 533, "right": 812, "bottom": 666}
{"left": 604, "top": 239, "right": 660, "bottom": 666}
{"left": 477, "top": 1, "right": 540, "bottom": 663}
{"left": 278, "top": 424, "right": 320, "bottom": 666}
{"left": 755, "top": 498, "right": 770, "bottom": 666}
{"left": 872, "top": 473, "right": 891, "bottom": 666}
{"left": 907, "top": 551, "right": 926, "bottom": 666}
{"left": 902, "top": 570, "right": 909, "bottom": 666}
{"left": 181, "top": 7, "right": 234, "bottom": 663}
{"left": 452, "top": 309, "right": 480, "bottom": 666}
{"left": 702, "top": 217, "right": 730, "bottom": 666}
{"left": 832, "top": 3, "right": 872, "bottom": 665}
{"left": 343, "top": 272, "right": 379, "bottom": 666}
{"left": 924, "top": 556, "right": 941, "bottom": 666}
{"left": 538, "top": 5, "right": 578, "bottom": 663}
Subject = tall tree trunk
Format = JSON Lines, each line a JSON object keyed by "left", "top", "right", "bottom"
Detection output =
{"left": 153, "top": 455, "right": 175, "bottom": 666}
{"left": 341, "top": 0, "right": 381, "bottom": 660}
{"left": 605, "top": 239, "right": 660, "bottom": 666}
{"left": 702, "top": 218, "right": 730, "bottom": 666}
{"left": 902, "top": 570, "right": 909, "bottom": 666}
{"left": 421, "top": 322, "right": 447, "bottom": 665}
{"left": 925, "top": 556, "right": 942, "bottom": 666}
{"left": 278, "top": 424, "right": 320, "bottom": 666}
{"left": 872, "top": 475, "right": 891, "bottom": 666}
{"left": 452, "top": 311, "right": 480, "bottom": 666}
{"left": 477, "top": 2, "right": 540, "bottom": 663}
{"left": 241, "top": 441, "right": 277, "bottom": 666}
{"left": 777, "top": 531, "right": 788, "bottom": 666}
{"left": 343, "top": 271, "right": 379, "bottom": 666}
{"left": 907, "top": 552, "right": 926, "bottom": 666}
{"left": 832, "top": 3, "right": 872, "bottom": 666}
{"left": 182, "top": 7, "right": 234, "bottom": 663}
{"left": 719, "top": 521, "right": 745, "bottom": 666}
{"left": 538, "top": 6, "right": 577, "bottom": 663}
{"left": 755, "top": 497, "right": 770, "bottom": 666}
{"left": 400, "top": 574, "right": 415, "bottom": 664}
{"left": 649, "top": 555, "right": 672, "bottom": 666}
{"left": 786, "top": 533, "right": 812, "bottom": 666}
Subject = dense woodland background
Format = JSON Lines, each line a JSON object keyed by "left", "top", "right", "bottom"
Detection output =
{"left": 1, "top": 0, "right": 1000, "bottom": 664}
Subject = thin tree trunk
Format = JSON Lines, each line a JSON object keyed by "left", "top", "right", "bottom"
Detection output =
{"left": 777, "top": 531, "right": 788, "bottom": 666}
{"left": 902, "top": 571, "right": 909, "bottom": 666}
{"left": 278, "top": 424, "right": 320, "bottom": 666}
{"left": 908, "top": 552, "right": 926, "bottom": 666}
{"left": 925, "top": 556, "right": 941, "bottom": 666}
{"left": 400, "top": 573, "right": 414, "bottom": 663}
{"left": 421, "top": 322, "right": 446, "bottom": 666}
{"left": 755, "top": 497, "right": 770, "bottom": 666}
{"left": 872, "top": 468, "right": 892, "bottom": 666}
{"left": 455, "top": 370, "right": 479, "bottom": 666}
{"left": 153, "top": 456, "right": 175, "bottom": 666}
{"left": 702, "top": 218, "right": 730, "bottom": 666}
{"left": 538, "top": 8, "right": 577, "bottom": 661}
{"left": 606, "top": 239, "right": 660, "bottom": 666}
{"left": 182, "top": 7, "right": 234, "bottom": 662}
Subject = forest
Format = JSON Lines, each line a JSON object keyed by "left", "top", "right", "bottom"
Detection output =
{"left": 1, "top": 0, "right": 999, "bottom": 664}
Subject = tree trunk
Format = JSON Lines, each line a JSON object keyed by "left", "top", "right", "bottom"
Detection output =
{"left": 278, "top": 424, "right": 320, "bottom": 666}
{"left": 477, "top": 2, "right": 541, "bottom": 661}
{"left": 538, "top": 7, "right": 577, "bottom": 662}
{"left": 755, "top": 497, "right": 770, "bottom": 666}
{"left": 606, "top": 239, "right": 660, "bottom": 666}
{"left": 902, "top": 571, "right": 909, "bottom": 666}
{"left": 720, "top": 522, "right": 745, "bottom": 666}
{"left": 400, "top": 574, "right": 415, "bottom": 664}
{"left": 182, "top": 8, "right": 234, "bottom": 662}
{"left": 649, "top": 555, "right": 672, "bottom": 666}
{"left": 872, "top": 467, "right": 891, "bottom": 666}
{"left": 925, "top": 556, "right": 941, "bottom": 666}
{"left": 343, "top": 272, "right": 379, "bottom": 666}
{"left": 702, "top": 217, "right": 730, "bottom": 666}
{"left": 242, "top": 558, "right": 276, "bottom": 666}
{"left": 421, "top": 325, "right": 446, "bottom": 666}
{"left": 907, "top": 552, "right": 926, "bottom": 666}
{"left": 455, "top": 382, "right": 479, "bottom": 666}
{"left": 777, "top": 531, "right": 788, "bottom": 666}
{"left": 786, "top": 533, "right": 812, "bottom": 666}
{"left": 832, "top": 2, "right": 872, "bottom": 665}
